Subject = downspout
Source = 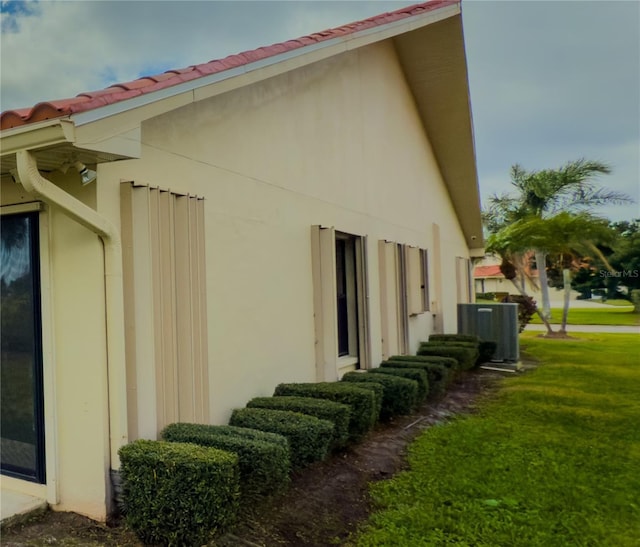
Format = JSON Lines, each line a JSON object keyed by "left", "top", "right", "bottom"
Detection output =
{"left": 16, "top": 150, "right": 128, "bottom": 471}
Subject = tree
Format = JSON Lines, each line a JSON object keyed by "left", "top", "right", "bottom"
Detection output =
{"left": 568, "top": 219, "right": 640, "bottom": 300}
{"left": 487, "top": 212, "right": 615, "bottom": 335}
{"left": 608, "top": 219, "right": 640, "bottom": 293}
{"left": 483, "top": 159, "right": 631, "bottom": 318}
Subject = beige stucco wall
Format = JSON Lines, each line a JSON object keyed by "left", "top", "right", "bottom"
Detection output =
{"left": 1, "top": 35, "right": 474, "bottom": 520}
{"left": 99, "top": 39, "right": 470, "bottom": 427}
{"left": 1, "top": 175, "right": 111, "bottom": 520}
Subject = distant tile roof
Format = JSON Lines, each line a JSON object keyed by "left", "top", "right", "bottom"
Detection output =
{"left": 1, "top": 0, "right": 457, "bottom": 130}
{"left": 474, "top": 265, "right": 503, "bottom": 278}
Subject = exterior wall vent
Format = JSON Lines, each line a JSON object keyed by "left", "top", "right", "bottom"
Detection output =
{"left": 457, "top": 303, "right": 519, "bottom": 362}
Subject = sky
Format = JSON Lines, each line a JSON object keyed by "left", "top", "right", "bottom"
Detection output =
{"left": 1, "top": 0, "right": 639, "bottom": 222}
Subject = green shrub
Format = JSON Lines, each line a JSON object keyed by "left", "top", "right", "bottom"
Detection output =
{"left": 246, "top": 396, "right": 351, "bottom": 450}
{"left": 500, "top": 294, "right": 537, "bottom": 332}
{"left": 381, "top": 360, "right": 451, "bottom": 397}
{"left": 341, "top": 372, "right": 417, "bottom": 419}
{"left": 335, "top": 380, "right": 384, "bottom": 423}
{"left": 432, "top": 341, "right": 479, "bottom": 349}
{"left": 368, "top": 367, "right": 429, "bottom": 402}
{"left": 274, "top": 382, "right": 379, "bottom": 442}
{"left": 119, "top": 440, "right": 239, "bottom": 546}
{"left": 387, "top": 354, "right": 458, "bottom": 370}
{"left": 477, "top": 340, "right": 498, "bottom": 367}
{"left": 229, "top": 408, "right": 332, "bottom": 469}
{"left": 417, "top": 343, "right": 477, "bottom": 370}
{"left": 429, "top": 334, "right": 480, "bottom": 344}
{"left": 429, "top": 334, "right": 478, "bottom": 370}
{"left": 160, "top": 423, "right": 290, "bottom": 501}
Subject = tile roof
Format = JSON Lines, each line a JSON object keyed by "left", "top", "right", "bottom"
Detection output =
{"left": 1, "top": 1, "right": 457, "bottom": 131}
{"left": 474, "top": 265, "right": 504, "bottom": 278}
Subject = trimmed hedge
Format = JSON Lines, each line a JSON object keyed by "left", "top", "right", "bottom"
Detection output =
{"left": 388, "top": 354, "right": 458, "bottom": 371}
{"left": 229, "top": 407, "right": 332, "bottom": 469}
{"left": 368, "top": 367, "right": 429, "bottom": 402}
{"left": 429, "top": 334, "right": 480, "bottom": 344}
{"left": 341, "top": 372, "right": 418, "bottom": 419}
{"left": 246, "top": 396, "right": 351, "bottom": 450}
{"left": 381, "top": 360, "right": 451, "bottom": 397}
{"left": 428, "top": 335, "right": 496, "bottom": 368}
{"left": 160, "top": 423, "right": 290, "bottom": 501}
{"left": 336, "top": 380, "right": 384, "bottom": 423}
{"left": 431, "top": 342, "right": 481, "bottom": 368}
{"left": 274, "top": 382, "right": 379, "bottom": 442}
{"left": 119, "top": 440, "right": 239, "bottom": 546}
{"left": 434, "top": 341, "right": 479, "bottom": 349}
{"left": 417, "top": 344, "right": 477, "bottom": 371}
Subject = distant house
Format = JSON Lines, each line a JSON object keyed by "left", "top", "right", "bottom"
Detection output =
{"left": 474, "top": 254, "right": 542, "bottom": 300}
{"left": 474, "top": 263, "right": 509, "bottom": 295}
{"left": 0, "top": 0, "right": 483, "bottom": 520}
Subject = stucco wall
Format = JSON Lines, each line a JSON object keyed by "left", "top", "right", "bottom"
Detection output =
{"left": 100, "top": 40, "right": 470, "bottom": 426}
{"left": 1, "top": 175, "right": 111, "bottom": 520}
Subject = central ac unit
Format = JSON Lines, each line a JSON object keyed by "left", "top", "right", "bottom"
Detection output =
{"left": 457, "top": 303, "right": 519, "bottom": 362}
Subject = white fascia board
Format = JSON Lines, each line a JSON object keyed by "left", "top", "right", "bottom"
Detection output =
{"left": 71, "top": 3, "right": 460, "bottom": 128}
{"left": 0, "top": 119, "right": 75, "bottom": 155}
{"left": 75, "top": 125, "right": 142, "bottom": 159}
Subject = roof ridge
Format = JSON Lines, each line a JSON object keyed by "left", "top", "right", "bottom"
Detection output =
{"left": 1, "top": 1, "right": 457, "bottom": 130}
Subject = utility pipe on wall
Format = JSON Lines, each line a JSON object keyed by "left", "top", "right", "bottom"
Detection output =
{"left": 16, "top": 150, "right": 128, "bottom": 472}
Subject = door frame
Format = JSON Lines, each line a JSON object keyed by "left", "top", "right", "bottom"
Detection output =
{"left": 1, "top": 207, "right": 46, "bottom": 484}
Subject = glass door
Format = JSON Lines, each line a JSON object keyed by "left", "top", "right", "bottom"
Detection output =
{"left": 1, "top": 211, "right": 45, "bottom": 483}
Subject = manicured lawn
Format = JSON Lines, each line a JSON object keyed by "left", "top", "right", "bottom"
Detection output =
{"left": 529, "top": 306, "right": 639, "bottom": 326}
{"left": 351, "top": 333, "right": 640, "bottom": 546}
{"left": 597, "top": 298, "right": 638, "bottom": 307}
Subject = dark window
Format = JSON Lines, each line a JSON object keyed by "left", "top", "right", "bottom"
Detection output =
{"left": 336, "top": 238, "right": 349, "bottom": 356}
{"left": 1, "top": 212, "right": 46, "bottom": 483}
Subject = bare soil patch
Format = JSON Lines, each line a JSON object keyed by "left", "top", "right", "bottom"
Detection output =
{"left": 1, "top": 369, "right": 506, "bottom": 547}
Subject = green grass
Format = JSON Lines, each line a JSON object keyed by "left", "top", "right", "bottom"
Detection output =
{"left": 529, "top": 306, "right": 639, "bottom": 326}
{"left": 596, "top": 298, "right": 637, "bottom": 307}
{"left": 351, "top": 333, "right": 640, "bottom": 547}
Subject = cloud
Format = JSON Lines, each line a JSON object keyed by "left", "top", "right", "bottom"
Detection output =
{"left": 1, "top": 0, "right": 637, "bottom": 222}
{"left": 1, "top": 0, "right": 41, "bottom": 33}
{"left": 0, "top": 0, "right": 404, "bottom": 110}
{"left": 463, "top": 0, "right": 640, "bottom": 221}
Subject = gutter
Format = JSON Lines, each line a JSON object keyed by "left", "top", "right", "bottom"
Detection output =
{"left": 16, "top": 150, "right": 128, "bottom": 473}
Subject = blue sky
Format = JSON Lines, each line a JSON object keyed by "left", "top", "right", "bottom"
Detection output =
{"left": 1, "top": 0, "right": 638, "bottom": 221}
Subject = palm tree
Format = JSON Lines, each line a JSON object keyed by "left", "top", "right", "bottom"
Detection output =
{"left": 486, "top": 226, "right": 555, "bottom": 335}
{"left": 487, "top": 212, "right": 615, "bottom": 335}
{"left": 483, "top": 159, "right": 630, "bottom": 319}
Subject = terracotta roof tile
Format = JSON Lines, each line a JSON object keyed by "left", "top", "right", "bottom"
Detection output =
{"left": 147, "top": 72, "right": 179, "bottom": 83}
{"left": 1, "top": 1, "right": 457, "bottom": 130}
{"left": 474, "top": 265, "right": 503, "bottom": 278}
{"left": 112, "top": 78, "right": 159, "bottom": 91}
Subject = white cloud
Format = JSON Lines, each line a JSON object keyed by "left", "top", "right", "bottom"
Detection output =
{"left": 0, "top": 1, "right": 404, "bottom": 109}
{"left": 463, "top": 0, "right": 639, "bottom": 221}
{"left": 1, "top": 0, "right": 638, "bottom": 221}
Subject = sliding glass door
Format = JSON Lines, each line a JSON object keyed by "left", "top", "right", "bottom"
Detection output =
{"left": 1, "top": 211, "right": 45, "bottom": 483}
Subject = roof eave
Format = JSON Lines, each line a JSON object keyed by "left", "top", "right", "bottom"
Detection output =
{"left": 66, "top": 2, "right": 462, "bottom": 131}
{"left": 393, "top": 12, "right": 483, "bottom": 248}
{"left": 0, "top": 117, "right": 140, "bottom": 175}
{"left": 0, "top": 0, "right": 484, "bottom": 247}
{"left": 0, "top": 118, "right": 74, "bottom": 156}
